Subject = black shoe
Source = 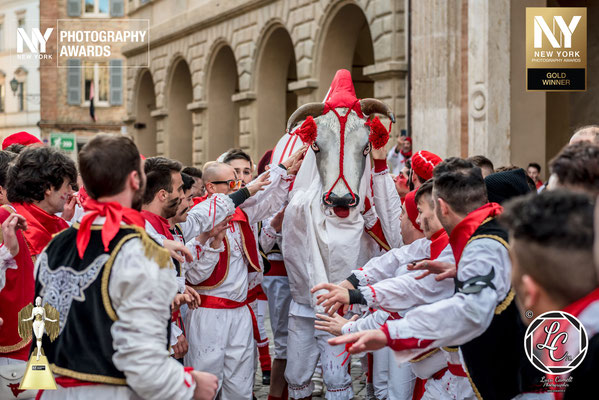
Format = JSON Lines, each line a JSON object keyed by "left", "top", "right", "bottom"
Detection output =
{"left": 262, "top": 370, "right": 271, "bottom": 385}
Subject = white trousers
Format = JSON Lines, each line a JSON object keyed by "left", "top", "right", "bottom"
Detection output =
{"left": 285, "top": 314, "right": 353, "bottom": 400}
{"left": 38, "top": 385, "right": 143, "bottom": 400}
{"left": 184, "top": 306, "right": 255, "bottom": 400}
{"left": 261, "top": 276, "right": 292, "bottom": 359}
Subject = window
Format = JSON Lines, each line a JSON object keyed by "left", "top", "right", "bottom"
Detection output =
{"left": 84, "top": 0, "right": 109, "bottom": 16}
{"left": 83, "top": 61, "right": 108, "bottom": 105}
{"left": 0, "top": 84, "right": 4, "bottom": 113}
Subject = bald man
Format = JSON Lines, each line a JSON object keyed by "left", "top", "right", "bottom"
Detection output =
{"left": 184, "top": 155, "right": 301, "bottom": 399}
{"left": 569, "top": 125, "right": 599, "bottom": 145}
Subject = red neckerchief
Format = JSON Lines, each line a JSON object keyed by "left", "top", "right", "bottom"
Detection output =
{"left": 12, "top": 202, "right": 69, "bottom": 256}
{"left": 430, "top": 229, "right": 449, "bottom": 260}
{"left": 192, "top": 196, "right": 205, "bottom": 207}
{"left": 400, "top": 150, "right": 412, "bottom": 158}
{"left": 141, "top": 210, "right": 174, "bottom": 241}
{"left": 545, "top": 288, "right": 599, "bottom": 400}
{"left": 78, "top": 186, "right": 89, "bottom": 205}
{"left": 563, "top": 287, "right": 599, "bottom": 318}
{"left": 0, "top": 207, "right": 34, "bottom": 360}
{"left": 77, "top": 199, "right": 145, "bottom": 258}
{"left": 449, "top": 203, "right": 503, "bottom": 265}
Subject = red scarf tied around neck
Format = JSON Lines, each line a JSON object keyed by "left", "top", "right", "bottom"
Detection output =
{"left": 449, "top": 202, "right": 503, "bottom": 265}
{"left": 12, "top": 202, "right": 69, "bottom": 256}
{"left": 76, "top": 198, "right": 145, "bottom": 258}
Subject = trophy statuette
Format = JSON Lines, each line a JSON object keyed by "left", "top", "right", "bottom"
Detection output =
{"left": 17, "top": 296, "right": 59, "bottom": 390}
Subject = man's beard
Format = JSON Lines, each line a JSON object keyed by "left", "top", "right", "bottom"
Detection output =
{"left": 132, "top": 188, "right": 144, "bottom": 211}
{"left": 163, "top": 197, "right": 180, "bottom": 219}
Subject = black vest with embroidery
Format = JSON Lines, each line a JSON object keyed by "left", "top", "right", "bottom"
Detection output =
{"left": 457, "top": 218, "right": 544, "bottom": 400}
{"left": 34, "top": 226, "right": 171, "bottom": 384}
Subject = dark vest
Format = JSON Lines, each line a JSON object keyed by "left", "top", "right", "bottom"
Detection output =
{"left": 34, "top": 226, "right": 171, "bottom": 385}
{"left": 458, "top": 219, "right": 544, "bottom": 399}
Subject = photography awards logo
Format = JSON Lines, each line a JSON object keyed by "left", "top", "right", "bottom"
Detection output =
{"left": 525, "top": 311, "right": 588, "bottom": 379}
{"left": 16, "top": 28, "right": 54, "bottom": 60}
{"left": 526, "top": 8, "right": 587, "bottom": 91}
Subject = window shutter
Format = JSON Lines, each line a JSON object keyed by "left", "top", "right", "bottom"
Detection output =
{"left": 110, "top": 0, "right": 125, "bottom": 17}
{"left": 67, "top": 59, "right": 81, "bottom": 105}
{"left": 67, "top": 0, "right": 81, "bottom": 17}
{"left": 110, "top": 59, "right": 123, "bottom": 105}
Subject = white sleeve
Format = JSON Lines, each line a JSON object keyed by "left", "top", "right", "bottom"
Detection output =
{"left": 259, "top": 217, "right": 281, "bottom": 253}
{"left": 144, "top": 222, "right": 164, "bottom": 246}
{"left": 360, "top": 271, "right": 454, "bottom": 313}
{"left": 240, "top": 165, "right": 293, "bottom": 224}
{"left": 386, "top": 148, "right": 400, "bottom": 174}
{"left": 180, "top": 193, "right": 235, "bottom": 240}
{"left": 352, "top": 238, "right": 430, "bottom": 285}
{"left": 0, "top": 245, "right": 17, "bottom": 293}
{"left": 385, "top": 239, "right": 511, "bottom": 353}
{"left": 361, "top": 245, "right": 456, "bottom": 312}
{"left": 184, "top": 239, "right": 224, "bottom": 285}
{"left": 109, "top": 239, "right": 195, "bottom": 400}
{"left": 342, "top": 310, "right": 391, "bottom": 334}
{"left": 372, "top": 170, "right": 403, "bottom": 249}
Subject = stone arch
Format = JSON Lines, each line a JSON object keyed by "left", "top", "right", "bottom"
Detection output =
{"left": 166, "top": 57, "right": 194, "bottom": 165}
{"left": 205, "top": 42, "right": 239, "bottom": 161}
{"left": 315, "top": 1, "right": 374, "bottom": 99}
{"left": 254, "top": 22, "right": 297, "bottom": 158}
{"left": 133, "top": 69, "right": 157, "bottom": 157}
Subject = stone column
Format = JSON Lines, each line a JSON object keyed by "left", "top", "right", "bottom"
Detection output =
{"left": 187, "top": 101, "right": 207, "bottom": 166}
{"left": 150, "top": 108, "right": 168, "bottom": 156}
{"left": 467, "top": 0, "right": 511, "bottom": 165}
{"left": 410, "top": 0, "right": 463, "bottom": 158}
{"left": 232, "top": 91, "right": 257, "bottom": 160}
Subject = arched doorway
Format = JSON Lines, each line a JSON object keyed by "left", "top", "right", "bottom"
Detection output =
{"left": 134, "top": 70, "right": 157, "bottom": 157}
{"left": 255, "top": 26, "right": 297, "bottom": 158}
{"left": 318, "top": 4, "right": 374, "bottom": 99}
{"left": 206, "top": 45, "right": 239, "bottom": 161}
{"left": 167, "top": 59, "right": 193, "bottom": 165}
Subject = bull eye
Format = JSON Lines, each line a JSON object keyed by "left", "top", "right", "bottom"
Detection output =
{"left": 363, "top": 142, "right": 371, "bottom": 156}
{"left": 311, "top": 142, "right": 320, "bottom": 153}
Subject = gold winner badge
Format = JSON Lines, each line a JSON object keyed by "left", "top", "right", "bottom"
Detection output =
{"left": 17, "top": 296, "right": 59, "bottom": 390}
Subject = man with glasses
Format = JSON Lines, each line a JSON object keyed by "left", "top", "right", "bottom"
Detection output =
{"left": 184, "top": 149, "right": 304, "bottom": 399}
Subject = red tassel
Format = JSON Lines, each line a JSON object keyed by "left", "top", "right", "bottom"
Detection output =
{"left": 365, "top": 116, "right": 389, "bottom": 149}
{"left": 294, "top": 116, "right": 318, "bottom": 144}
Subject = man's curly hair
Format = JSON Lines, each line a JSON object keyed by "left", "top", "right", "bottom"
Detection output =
{"left": 549, "top": 142, "right": 599, "bottom": 196}
{"left": 7, "top": 147, "right": 77, "bottom": 203}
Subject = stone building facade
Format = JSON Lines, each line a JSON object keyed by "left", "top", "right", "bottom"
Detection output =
{"left": 123, "top": 0, "right": 407, "bottom": 166}
{"left": 123, "top": 0, "right": 598, "bottom": 177}
{"left": 0, "top": 0, "right": 41, "bottom": 140}
{"left": 39, "top": 0, "right": 128, "bottom": 154}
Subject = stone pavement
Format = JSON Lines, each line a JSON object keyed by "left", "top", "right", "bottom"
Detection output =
{"left": 253, "top": 308, "right": 368, "bottom": 400}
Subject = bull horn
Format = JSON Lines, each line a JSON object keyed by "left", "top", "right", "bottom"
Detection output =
{"left": 360, "top": 98, "right": 396, "bottom": 123}
{"left": 286, "top": 103, "right": 325, "bottom": 133}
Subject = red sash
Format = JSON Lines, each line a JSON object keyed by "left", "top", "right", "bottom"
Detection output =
{"left": 0, "top": 207, "right": 34, "bottom": 360}
{"left": 12, "top": 202, "right": 69, "bottom": 256}
{"left": 449, "top": 203, "right": 503, "bottom": 265}
{"left": 363, "top": 196, "right": 391, "bottom": 251}
{"left": 199, "top": 294, "right": 261, "bottom": 341}
{"left": 141, "top": 210, "right": 174, "bottom": 240}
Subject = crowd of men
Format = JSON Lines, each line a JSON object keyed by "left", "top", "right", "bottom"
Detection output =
{"left": 0, "top": 121, "right": 597, "bottom": 400}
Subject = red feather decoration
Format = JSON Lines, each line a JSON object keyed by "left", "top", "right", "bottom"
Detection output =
{"left": 365, "top": 116, "right": 389, "bottom": 149}
{"left": 295, "top": 116, "right": 318, "bottom": 144}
